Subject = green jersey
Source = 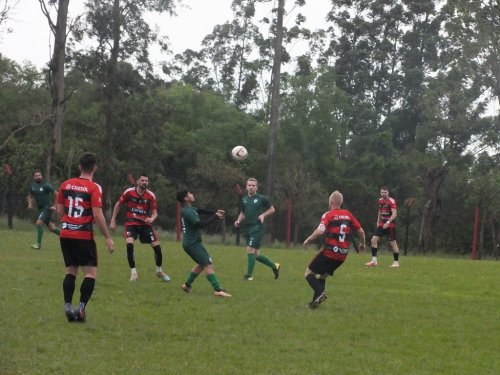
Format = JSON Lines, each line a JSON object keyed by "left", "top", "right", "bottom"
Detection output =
{"left": 242, "top": 193, "right": 272, "bottom": 227}
{"left": 29, "top": 182, "right": 56, "bottom": 209}
{"left": 181, "top": 206, "right": 202, "bottom": 247}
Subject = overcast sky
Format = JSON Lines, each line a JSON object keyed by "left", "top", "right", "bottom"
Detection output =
{"left": 1, "top": 0, "right": 332, "bottom": 70}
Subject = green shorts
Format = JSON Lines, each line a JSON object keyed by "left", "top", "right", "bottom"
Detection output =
{"left": 183, "top": 243, "right": 212, "bottom": 267}
{"left": 246, "top": 226, "right": 265, "bottom": 250}
{"left": 38, "top": 207, "right": 54, "bottom": 226}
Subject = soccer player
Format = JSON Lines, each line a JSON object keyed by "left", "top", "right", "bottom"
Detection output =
{"left": 177, "top": 190, "right": 231, "bottom": 297}
{"left": 365, "top": 186, "right": 399, "bottom": 267}
{"left": 234, "top": 178, "right": 280, "bottom": 281}
{"left": 57, "top": 153, "right": 114, "bottom": 322}
{"left": 110, "top": 173, "right": 170, "bottom": 282}
{"left": 303, "top": 191, "right": 366, "bottom": 309}
{"left": 28, "top": 170, "right": 60, "bottom": 249}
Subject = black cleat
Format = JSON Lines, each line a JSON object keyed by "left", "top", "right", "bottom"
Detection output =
{"left": 309, "top": 293, "right": 327, "bottom": 309}
{"left": 74, "top": 305, "right": 86, "bottom": 323}
{"left": 64, "top": 304, "right": 77, "bottom": 322}
{"left": 273, "top": 263, "right": 280, "bottom": 280}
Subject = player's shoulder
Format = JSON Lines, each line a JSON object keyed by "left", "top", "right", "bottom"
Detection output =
{"left": 145, "top": 189, "right": 156, "bottom": 200}
{"left": 388, "top": 197, "right": 396, "bottom": 205}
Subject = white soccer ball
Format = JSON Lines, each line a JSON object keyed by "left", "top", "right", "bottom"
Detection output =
{"left": 231, "top": 146, "right": 248, "bottom": 161}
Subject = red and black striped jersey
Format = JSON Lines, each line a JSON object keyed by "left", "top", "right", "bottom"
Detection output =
{"left": 378, "top": 197, "right": 396, "bottom": 228}
{"left": 57, "top": 178, "right": 102, "bottom": 240}
{"left": 320, "top": 209, "right": 362, "bottom": 261}
{"left": 118, "top": 188, "right": 157, "bottom": 226}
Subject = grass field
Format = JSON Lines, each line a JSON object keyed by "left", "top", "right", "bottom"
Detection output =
{"left": 2, "top": 223, "right": 500, "bottom": 375}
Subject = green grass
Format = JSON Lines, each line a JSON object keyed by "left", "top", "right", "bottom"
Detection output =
{"left": 2, "top": 225, "right": 500, "bottom": 375}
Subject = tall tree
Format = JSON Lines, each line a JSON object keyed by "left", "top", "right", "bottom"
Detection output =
{"left": 39, "top": 0, "right": 72, "bottom": 181}
{"left": 70, "top": 0, "right": 176, "bottom": 218}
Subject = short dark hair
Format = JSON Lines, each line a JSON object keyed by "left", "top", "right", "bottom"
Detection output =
{"left": 380, "top": 186, "right": 389, "bottom": 192}
{"left": 138, "top": 173, "right": 149, "bottom": 179}
{"left": 176, "top": 189, "right": 189, "bottom": 203}
{"left": 32, "top": 169, "right": 41, "bottom": 177}
{"left": 80, "top": 153, "right": 97, "bottom": 173}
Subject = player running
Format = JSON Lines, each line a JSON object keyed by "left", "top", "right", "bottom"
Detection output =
{"left": 28, "top": 170, "right": 60, "bottom": 249}
{"left": 303, "top": 191, "right": 366, "bottom": 309}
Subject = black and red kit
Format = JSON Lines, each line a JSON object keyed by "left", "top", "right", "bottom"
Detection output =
{"left": 319, "top": 209, "right": 362, "bottom": 261}
{"left": 378, "top": 197, "right": 396, "bottom": 228}
{"left": 57, "top": 178, "right": 103, "bottom": 240}
{"left": 118, "top": 188, "right": 157, "bottom": 226}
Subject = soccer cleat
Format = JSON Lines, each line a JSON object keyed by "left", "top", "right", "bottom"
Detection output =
{"left": 273, "top": 263, "right": 281, "bottom": 280}
{"left": 181, "top": 284, "right": 192, "bottom": 293}
{"left": 73, "top": 305, "right": 86, "bottom": 323}
{"left": 157, "top": 271, "right": 171, "bottom": 282}
{"left": 64, "top": 304, "right": 77, "bottom": 322}
{"left": 214, "top": 290, "right": 232, "bottom": 297}
{"left": 389, "top": 263, "right": 399, "bottom": 268}
{"left": 309, "top": 293, "right": 327, "bottom": 309}
{"left": 241, "top": 274, "right": 254, "bottom": 281}
{"left": 130, "top": 273, "right": 138, "bottom": 281}
{"left": 30, "top": 243, "right": 41, "bottom": 249}
{"left": 365, "top": 261, "right": 378, "bottom": 266}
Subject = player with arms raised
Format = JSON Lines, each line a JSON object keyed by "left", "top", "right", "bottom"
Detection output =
{"left": 57, "top": 153, "right": 114, "bottom": 322}
{"left": 110, "top": 173, "right": 170, "bottom": 282}
{"left": 303, "top": 191, "right": 366, "bottom": 309}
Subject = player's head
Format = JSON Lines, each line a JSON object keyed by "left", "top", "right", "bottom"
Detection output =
{"left": 176, "top": 189, "right": 193, "bottom": 204}
{"left": 32, "top": 170, "right": 42, "bottom": 183}
{"left": 137, "top": 173, "right": 149, "bottom": 189}
{"left": 79, "top": 153, "right": 98, "bottom": 174}
{"left": 380, "top": 186, "right": 389, "bottom": 199}
{"left": 329, "top": 191, "right": 343, "bottom": 207}
{"left": 246, "top": 178, "right": 258, "bottom": 195}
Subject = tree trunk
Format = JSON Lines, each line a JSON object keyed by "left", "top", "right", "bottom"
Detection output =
{"left": 477, "top": 208, "right": 486, "bottom": 260}
{"left": 43, "top": 0, "right": 70, "bottom": 181}
{"left": 265, "top": 0, "right": 284, "bottom": 202}
{"left": 101, "top": 0, "right": 121, "bottom": 220}
{"left": 417, "top": 165, "right": 450, "bottom": 254}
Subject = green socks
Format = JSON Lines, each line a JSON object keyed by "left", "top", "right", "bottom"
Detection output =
{"left": 256, "top": 254, "right": 276, "bottom": 269}
{"left": 206, "top": 274, "right": 221, "bottom": 291}
{"left": 247, "top": 253, "right": 256, "bottom": 276}
{"left": 186, "top": 272, "right": 199, "bottom": 286}
{"left": 53, "top": 228, "right": 60, "bottom": 236}
{"left": 37, "top": 226, "right": 43, "bottom": 244}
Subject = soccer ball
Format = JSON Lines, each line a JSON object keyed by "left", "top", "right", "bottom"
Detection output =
{"left": 231, "top": 146, "right": 248, "bottom": 161}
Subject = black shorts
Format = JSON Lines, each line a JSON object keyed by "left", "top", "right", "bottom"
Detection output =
{"left": 60, "top": 238, "right": 98, "bottom": 268}
{"left": 125, "top": 224, "right": 158, "bottom": 244}
{"left": 374, "top": 226, "right": 397, "bottom": 241}
{"left": 308, "top": 251, "right": 344, "bottom": 276}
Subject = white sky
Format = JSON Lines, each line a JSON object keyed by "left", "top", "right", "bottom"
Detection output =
{"left": 1, "top": 0, "right": 332, "bottom": 70}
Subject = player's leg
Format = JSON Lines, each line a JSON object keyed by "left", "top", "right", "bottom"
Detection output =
{"left": 389, "top": 228, "right": 399, "bottom": 267}
{"left": 253, "top": 230, "right": 280, "bottom": 279}
{"left": 305, "top": 252, "right": 328, "bottom": 308}
{"left": 73, "top": 239, "right": 98, "bottom": 323}
{"left": 126, "top": 235, "right": 138, "bottom": 281}
{"left": 366, "top": 230, "right": 382, "bottom": 265}
{"left": 31, "top": 218, "right": 44, "bottom": 249}
{"left": 204, "top": 264, "right": 231, "bottom": 297}
{"left": 242, "top": 238, "right": 257, "bottom": 280}
{"left": 61, "top": 238, "right": 78, "bottom": 322}
{"left": 46, "top": 220, "right": 60, "bottom": 236}
{"left": 182, "top": 264, "right": 203, "bottom": 292}
{"left": 141, "top": 225, "right": 169, "bottom": 281}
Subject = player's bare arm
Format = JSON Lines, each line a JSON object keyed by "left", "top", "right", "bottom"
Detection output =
{"left": 258, "top": 206, "right": 275, "bottom": 223}
{"left": 145, "top": 209, "right": 158, "bottom": 224}
{"left": 109, "top": 201, "right": 123, "bottom": 232}
{"left": 93, "top": 206, "right": 115, "bottom": 253}
{"left": 50, "top": 191, "right": 58, "bottom": 211}
{"left": 383, "top": 208, "right": 397, "bottom": 229}
{"left": 303, "top": 224, "right": 326, "bottom": 249}
{"left": 235, "top": 212, "right": 245, "bottom": 227}
{"left": 356, "top": 228, "right": 367, "bottom": 253}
